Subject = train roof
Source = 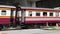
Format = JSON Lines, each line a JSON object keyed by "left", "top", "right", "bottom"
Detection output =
{"left": 21, "top": 7, "right": 60, "bottom": 11}
{"left": 21, "top": 7, "right": 51, "bottom": 9}
{"left": 0, "top": 5, "right": 60, "bottom": 11}
{"left": 0, "top": 5, "right": 15, "bottom": 8}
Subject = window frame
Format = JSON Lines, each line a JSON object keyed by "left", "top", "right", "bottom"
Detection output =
{"left": 1, "top": 10, "right": 6, "bottom": 16}
{"left": 36, "top": 12, "right": 40, "bottom": 16}
{"left": 43, "top": 12, "right": 47, "bottom": 16}
{"left": 55, "top": 12, "right": 59, "bottom": 16}
{"left": 29, "top": 11, "right": 32, "bottom": 16}
{"left": 49, "top": 12, "right": 53, "bottom": 16}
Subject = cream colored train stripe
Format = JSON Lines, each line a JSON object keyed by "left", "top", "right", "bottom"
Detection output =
{"left": 0, "top": 8, "right": 11, "bottom": 10}
{"left": 0, "top": 16, "right": 60, "bottom": 18}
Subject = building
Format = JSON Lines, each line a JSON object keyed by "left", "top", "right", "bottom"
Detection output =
{"left": 19, "top": 0, "right": 40, "bottom": 7}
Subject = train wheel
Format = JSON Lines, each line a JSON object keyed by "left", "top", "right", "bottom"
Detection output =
{"left": 0, "top": 25, "right": 3, "bottom": 30}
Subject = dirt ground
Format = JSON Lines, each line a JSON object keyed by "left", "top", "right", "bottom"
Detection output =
{"left": 0, "top": 29, "right": 60, "bottom": 34}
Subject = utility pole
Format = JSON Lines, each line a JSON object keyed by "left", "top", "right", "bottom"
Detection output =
{"left": 12, "top": 2, "right": 26, "bottom": 29}
{"left": 12, "top": 3, "right": 21, "bottom": 27}
{"left": 15, "top": 4, "right": 21, "bottom": 26}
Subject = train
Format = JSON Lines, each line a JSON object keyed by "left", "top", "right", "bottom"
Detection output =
{"left": 0, "top": 5, "right": 60, "bottom": 30}
{"left": 21, "top": 7, "right": 60, "bottom": 28}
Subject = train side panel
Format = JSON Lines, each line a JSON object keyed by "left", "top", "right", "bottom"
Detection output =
{"left": 19, "top": 9, "right": 60, "bottom": 25}
{"left": 0, "top": 8, "right": 11, "bottom": 25}
{"left": 25, "top": 17, "right": 60, "bottom": 24}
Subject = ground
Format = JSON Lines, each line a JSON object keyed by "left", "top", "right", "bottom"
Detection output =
{"left": 0, "top": 29, "right": 60, "bottom": 34}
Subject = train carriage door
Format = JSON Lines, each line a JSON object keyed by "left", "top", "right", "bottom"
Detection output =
{"left": 10, "top": 8, "right": 14, "bottom": 26}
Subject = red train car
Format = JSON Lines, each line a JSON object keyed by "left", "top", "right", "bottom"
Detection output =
{"left": 20, "top": 7, "right": 60, "bottom": 28}
{"left": 0, "top": 5, "right": 16, "bottom": 30}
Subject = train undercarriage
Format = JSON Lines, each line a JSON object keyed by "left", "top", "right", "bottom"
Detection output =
{"left": 0, "top": 21, "right": 60, "bottom": 30}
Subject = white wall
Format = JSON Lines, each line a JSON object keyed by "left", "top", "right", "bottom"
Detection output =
{"left": 6, "top": 10, "right": 11, "bottom": 16}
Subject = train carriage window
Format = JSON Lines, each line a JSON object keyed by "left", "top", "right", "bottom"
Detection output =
{"left": 29, "top": 11, "right": 32, "bottom": 16}
{"left": 49, "top": 12, "right": 53, "bottom": 16}
{"left": 36, "top": 12, "right": 40, "bottom": 16}
{"left": 56, "top": 12, "right": 59, "bottom": 16}
{"left": 1, "top": 10, "right": 6, "bottom": 15}
{"left": 43, "top": 12, "right": 47, "bottom": 16}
